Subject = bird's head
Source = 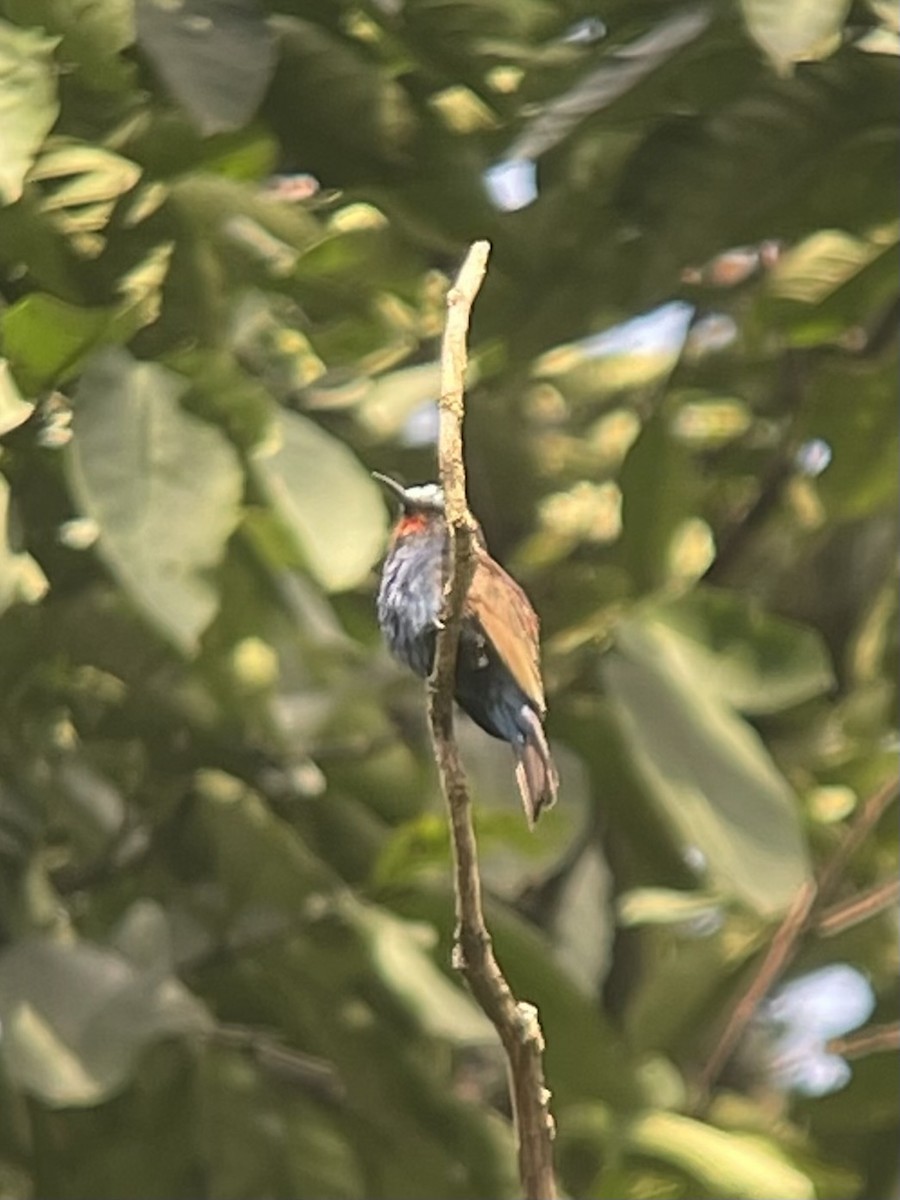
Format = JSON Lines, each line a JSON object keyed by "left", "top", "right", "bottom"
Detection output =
{"left": 373, "top": 472, "right": 446, "bottom": 540}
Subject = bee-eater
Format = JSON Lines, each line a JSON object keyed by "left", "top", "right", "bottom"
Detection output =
{"left": 374, "top": 473, "right": 558, "bottom": 826}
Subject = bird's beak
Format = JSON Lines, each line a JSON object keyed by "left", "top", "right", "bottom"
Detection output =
{"left": 372, "top": 471, "right": 411, "bottom": 507}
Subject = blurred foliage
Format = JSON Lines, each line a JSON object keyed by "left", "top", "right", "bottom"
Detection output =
{"left": 0, "top": 0, "right": 897, "bottom": 1197}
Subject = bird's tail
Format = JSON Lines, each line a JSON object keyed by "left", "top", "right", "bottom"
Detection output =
{"left": 513, "top": 706, "right": 559, "bottom": 828}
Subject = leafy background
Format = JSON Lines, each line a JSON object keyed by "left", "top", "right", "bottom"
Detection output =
{"left": 0, "top": 0, "right": 897, "bottom": 1197}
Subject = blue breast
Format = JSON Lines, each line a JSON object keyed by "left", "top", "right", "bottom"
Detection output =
{"left": 377, "top": 527, "right": 536, "bottom": 750}
{"left": 376, "top": 531, "right": 443, "bottom": 678}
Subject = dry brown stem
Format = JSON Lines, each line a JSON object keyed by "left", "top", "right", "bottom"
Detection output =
{"left": 426, "top": 241, "right": 557, "bottom": 1200}
{"left": 698, "top": 773, "right": 899, "bottom": 1097}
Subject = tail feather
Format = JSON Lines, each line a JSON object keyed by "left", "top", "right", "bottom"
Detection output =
{"left": 513, "top": 707, "right": 559, "bottom": 828}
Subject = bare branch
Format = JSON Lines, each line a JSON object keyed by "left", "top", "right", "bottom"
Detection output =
{"left": 816, "top": 877, "right": 900, "bottom": 938}
{"left": 697, "top": 773, "right": 899, "bottom": 1098}
{"left": 827, "top": 1021, "right": 900, "bottom": 1061}
{"left": 209, "top": 1024, "right": 345, "bottom": 1103}
{"left": 696, "top": 881, "right": 817, "bottom": 1096}
{"left": 426, "top": 241, "right": 557, "bottom": 1200}
{"left": 815, "top": 774, "right": 899, "bottom": 898}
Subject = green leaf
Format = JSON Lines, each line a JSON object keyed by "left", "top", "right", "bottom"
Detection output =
{"left": 533, "top": 338, "right": 685, "bottom": 402}
{"left": 251, "top": 409, "right": 387, "bottom": 592}
{"left": 628, "top": 1111, "right": 815, "bottom": 1199}
{"left": 265, "top": 17, "right": 418, "bottom": 181}
{"left": 741, "top": 0, "right": 852, "bottom": 72}
{"left": 507, "top": 8, "right": 712, "bottom": 161}
{"left": 0, "top": 358, "right": 33, "bottom": 435}
{"left": 616, "top": 887, "right": 723, "bottom": 928}
{"left": 623, "top": 61, "right": 898, "bottom": 296}
{"left": 0, "top": 190, "right": 83, "bottom": 297}
{"left": 601, "top": 615, "right": 812, "bottom": 915}
{"left": 766, "top": 225, "right": 897, "bottom": 307}
{"left": 617, "top": 412, "right": 697, "bottom": 592}
{"left": 549, "top": 845, "right": 615, "bottom": 995}
{"left": 389, "top": 885, "right": 643, "bottom": 1112}
{"left": 1, "top": 295, "right": 114, "bottom": 393}
{"left": 67, "top": 349, "right": 243, "bottom": 653}
{"left": 3, "top": 0, "right": 135, "bottom": 94}
{"left": 0, "top": 934, "right": 210, "bottom": 1107}
{"left": 647, "top": 588, "right": 835, "bottom": 714}
{"left": 30, "top": 139, "right": 142, "bottom": 241}
{"left": 114, "top": 240, "right": 174, "bottom": 337}
{"left": 195, "top": 769, "right": 334, "bottom": 911}
{"left": 198, "top": 1048, "right": 365, "bottom": 1200}
{"left": 353, "top": 904, "right": 492, "bottom": 1043}
{"left": 1, "top": 247, "right": 171, "bottom": 394}
{"left": 283, "top": 1095, "right": 367, "bottom": 1200}
{"left": 625, "top": 921, "right": 756, "bottom": 1058}
{"left": 563, "top": 1105, "right": 816, "bottom": 1199}
{"left": 31, "top": 140, "right": 141, "bottom": 203}
{"left": 356, "top": 361, "right": 441, "bottom": 439}
{"left": 0, "top": 477, "right": 48, "bottom": 615}
{"left": 754, "top": 223, "right": 900, "bottom": 347}
{"left": 797, "top": 354, "right": 898, "bottom": 520}
{"left": 136, "top": 0, "right": 276, "bottom": 136}
{"left": 0, "top": 21, "right": 59, "bottom": 205}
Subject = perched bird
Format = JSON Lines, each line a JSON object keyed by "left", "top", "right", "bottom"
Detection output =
{"left": 374, "top": 473, "right": 558, "bottom": 826}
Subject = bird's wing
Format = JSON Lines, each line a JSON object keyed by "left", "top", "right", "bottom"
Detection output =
{"left": 466, "top": 548, "right": 546, "bottom": 713}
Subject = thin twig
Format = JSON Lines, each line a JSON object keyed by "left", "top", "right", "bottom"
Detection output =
{"left": 704, "top": 350, "right": 808, "bottom": 583}
{"left": 816, "top": 877, "right": 900, "bottom": 938}
{"left": 697, "top": 773, "right": 899, "bottom": 1097}
{"left": 815, "top": 774, "right": 899, "bottom": 898}
{"left": 209, "top": 1023, "right": 345, "bottom": 1103}
{"left": 697, "top": 881, "right": 817, "bottom": 1095}
{"left": 830, "top": 293, "right": 900, "bottom": 360}
{"left": 426, "top": 241, "right": 557, "bottom": 1200}
{"left": 827, "top": 1021, "right": 900, "bottom": 1061}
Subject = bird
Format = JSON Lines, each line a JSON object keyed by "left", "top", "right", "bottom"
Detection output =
{"left": 373, "top": 472, "right": 558, "bottom": 826}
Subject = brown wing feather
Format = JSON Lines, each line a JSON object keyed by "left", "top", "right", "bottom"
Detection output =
{"left": 466, "top": 547, "right": 546, "bottom": 713}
